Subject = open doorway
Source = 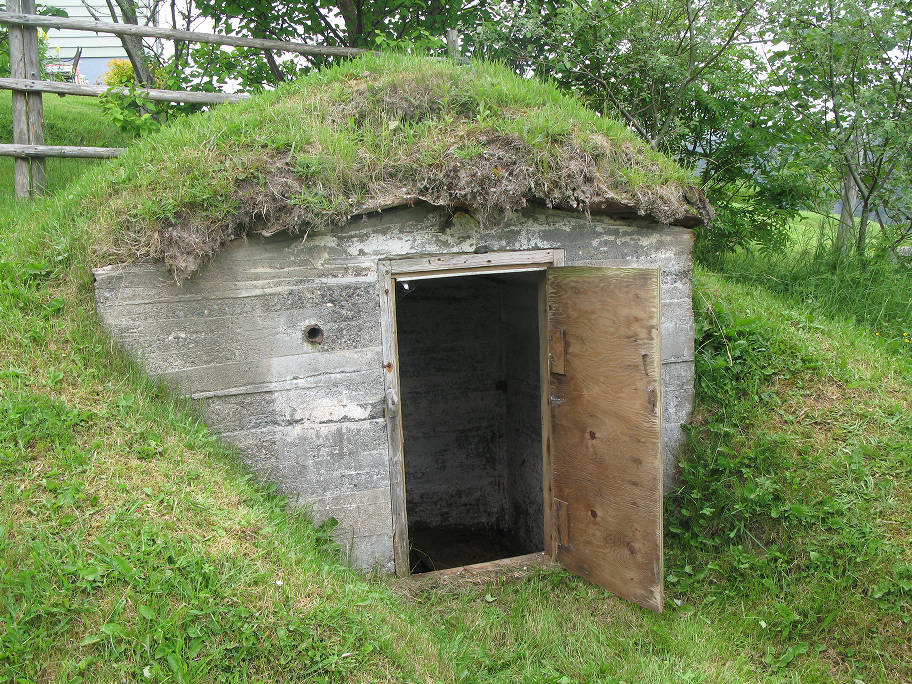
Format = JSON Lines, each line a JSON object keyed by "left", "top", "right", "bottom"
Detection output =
{"left": 395, "top": 271, "right": 544, "bottom": 572}
{"left": 380, "top": 252, "right": 666, "bottom": 611}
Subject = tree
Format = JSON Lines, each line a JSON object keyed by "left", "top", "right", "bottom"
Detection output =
{"left": 88, "top": 0, "right": 217, "bottom": 133}
{"left": 768, "top": 0, "right": 912, "bottom": 255}
{"left": 466, "top": 0, "right": 814, "bottom": 259}
{"left": 193, "top": 0, "right": 484, "bottom": 49}
{"left": 187, "top": 0, "right": 489, "bottom": 89}
{"left": 468, "top": 0, "right": 763, "bottom": 147}
{"left": 79, "top": 0, "right": 155, "bottom": 85}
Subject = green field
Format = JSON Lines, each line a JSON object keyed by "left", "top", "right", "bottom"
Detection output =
{"left": 1, "top": 77, "right": 910, "bottom": 682}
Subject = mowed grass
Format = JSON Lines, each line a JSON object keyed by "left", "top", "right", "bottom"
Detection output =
{"left": 1, "top": 78, "right": 910, "bottom": 682}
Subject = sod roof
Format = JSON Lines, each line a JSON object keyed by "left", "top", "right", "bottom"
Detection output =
{"left": 90, "top": 53, "right": 712, "bottom": 279}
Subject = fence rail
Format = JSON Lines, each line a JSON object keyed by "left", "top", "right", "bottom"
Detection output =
{"left": 0, "top": 144, "right": 125, "bottom": 158}
{"left": 0, "top": 12, "right": 367, "bottom": 57}
{"left": 0, "top": 8, "right": 367, "bottom": 198}
{"left": 0, "top": 77, "right": 251, "bottom": 103}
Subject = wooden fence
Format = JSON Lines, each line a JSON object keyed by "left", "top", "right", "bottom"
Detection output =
{"left": 0, "top": 4, "right": 366, "bottom": 199}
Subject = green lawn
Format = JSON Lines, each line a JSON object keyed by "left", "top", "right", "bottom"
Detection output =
{"left": 0, "top": 90, "right": 134, "bottom": 210}
{"left": 714, "top": 207, "right": 912, "bottom": 356}
{"left": 1, "top": 83, "right": 910, "bottom": 682}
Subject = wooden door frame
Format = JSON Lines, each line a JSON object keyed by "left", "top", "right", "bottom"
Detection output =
{"left": 378, "top": 248, "right": 565, "bottom": 576}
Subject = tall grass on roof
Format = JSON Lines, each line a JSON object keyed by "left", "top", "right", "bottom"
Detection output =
{"left": 70, "top": 53, "right": 709, "bottom": 279}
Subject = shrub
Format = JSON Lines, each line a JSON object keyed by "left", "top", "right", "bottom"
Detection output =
{"left": 103, "top": 59, "right": 134, "bottom": 87}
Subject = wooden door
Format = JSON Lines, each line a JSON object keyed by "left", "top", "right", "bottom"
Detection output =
{"left": 546, "top": 266, "right": 664, "bottom": 612}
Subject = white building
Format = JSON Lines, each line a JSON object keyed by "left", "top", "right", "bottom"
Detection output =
{"left": 44, "top": 0, "right": 156, "bottom": 84}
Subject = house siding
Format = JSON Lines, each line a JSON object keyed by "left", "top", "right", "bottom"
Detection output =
{"left": 44, "top": 0, "right": 159, "bottom": 82}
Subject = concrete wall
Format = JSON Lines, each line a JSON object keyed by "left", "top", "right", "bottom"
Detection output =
{"left": 395, "top": 273, "right": 543, "bottom": 552}
{"left": 501, "top": 274, "right": 544, "bottom": 551}
{"left": 93, "top": 204, "right": 695, "bottom": 570}
{"left": 396, "top": 276, "right": 506, "bottom": 531}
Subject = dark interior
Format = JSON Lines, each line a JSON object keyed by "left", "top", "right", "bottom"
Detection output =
{"left": 395, "top": 271, "right": 544, "bottom": 573}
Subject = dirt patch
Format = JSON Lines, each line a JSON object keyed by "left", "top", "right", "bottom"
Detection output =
{"left": 151, "top": 131, "right": 711, "bottom": 280}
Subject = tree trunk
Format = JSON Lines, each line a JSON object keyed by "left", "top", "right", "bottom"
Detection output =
{"left": 113, "top": 0, "right": 155, "bottom": 86}
{"left": 264, "top": 51, "right": 286, "bottom": 83}
{"left": 171, "top": 0, "right": 185, "bottom": 75}
{"left": 250, "top": 24, "right": 286, "bottom": 85}
{"left": 836, "top": 169, "right": 857, "bottom": 254}
{"left": 337, "top": 0, "right": 363, "bottom": 47}
{"left": 856, "top": 200, "right": 869, "bottom": 256}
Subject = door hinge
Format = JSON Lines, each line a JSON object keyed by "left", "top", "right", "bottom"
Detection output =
{"left": 553, "top": 498, "right": 569, "bottom": 549}
{"left": 549, "top": 328, "right": 567, "bottom": 375}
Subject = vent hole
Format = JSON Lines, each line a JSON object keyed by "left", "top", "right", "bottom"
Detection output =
{"left": 305, "top": 325, "right": 324, "bottom": 345}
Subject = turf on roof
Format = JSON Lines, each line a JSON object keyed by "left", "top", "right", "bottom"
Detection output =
{"left": 89, "top": 53, "right": 711, "bottom": 279}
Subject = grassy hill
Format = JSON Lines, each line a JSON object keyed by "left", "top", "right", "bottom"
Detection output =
{"left": 1, "top": 64, "right": 910, "bottom": 683}
{"left": 30, "top": 54, "right": 707, "bottom": 281}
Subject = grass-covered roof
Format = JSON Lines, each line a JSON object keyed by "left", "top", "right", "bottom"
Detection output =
{"left": 90, "top": 53, "right": 711, "bottom": 279}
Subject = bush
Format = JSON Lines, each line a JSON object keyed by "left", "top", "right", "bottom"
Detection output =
{"left": 103, "top": 59, "right": 134, "bottom": 87}
{"left": 99, "top": 58, "right": 202, "bottom": 136}
{"left": 100, "top": 60, "right": 165, "bottom": 136}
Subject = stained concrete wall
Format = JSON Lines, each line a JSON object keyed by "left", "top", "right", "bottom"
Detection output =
{"left": 93, "top": 204, "right": 695, "bottom": 570}
{"left": 501, "top": 275, "right": 544, "bottom": 551}
{"left": 396, "top": 277, "right": 506, "bottom": 531}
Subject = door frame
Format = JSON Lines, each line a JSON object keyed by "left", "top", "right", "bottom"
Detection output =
{"left": 378, "top": 249, "right": 565, "bottom": 576}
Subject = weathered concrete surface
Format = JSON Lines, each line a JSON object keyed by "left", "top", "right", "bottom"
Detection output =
{"left": 501, "top": 274, "right": 545, "bottom": 551}
{"left": 93, "top": 204, "right": 695, "bottom": 570}
{"left": 397, "top": 276, "right": 506, "bottom": 532}
{"left": 396, "top": 273, "right": 543, "bottom": 558}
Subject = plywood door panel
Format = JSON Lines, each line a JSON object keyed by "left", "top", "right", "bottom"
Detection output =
{"left": 547, "top": 266, "right": 663, "bottom": 612}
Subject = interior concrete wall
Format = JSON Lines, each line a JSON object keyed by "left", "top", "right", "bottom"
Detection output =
{"left": 94, "top": 204, "right": 695, "bottom": 571}
{"left": 396, "top": 276, "right": 506, "bottom": 531}
{"left": 396, "top": 274, "right": 543, "bottom": 554}
{"left": 501, "top": 275, "right": 544, "bottom": 551}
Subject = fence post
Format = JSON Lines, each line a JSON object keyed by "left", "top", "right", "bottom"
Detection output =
{"left": 7, "top": 0, "right": 31, "bottom": 198}
{"left": 446, "top": 29, "right": 461, "bottom": 60}
{"left": 21, "top": 0, "right": 46, "bottom": 194}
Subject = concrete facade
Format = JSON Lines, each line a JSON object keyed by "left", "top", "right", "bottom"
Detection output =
{"left": 93, "top": 204, "right": 695, "bottom": 571}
